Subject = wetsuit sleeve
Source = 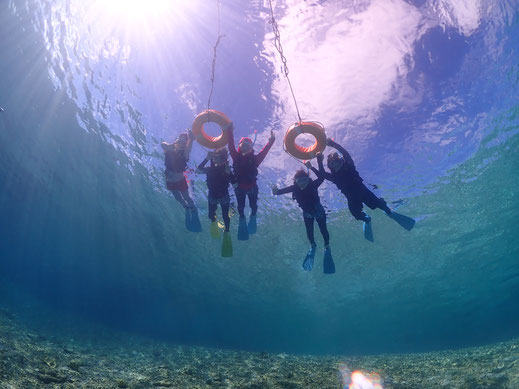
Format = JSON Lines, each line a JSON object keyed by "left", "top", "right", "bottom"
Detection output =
{"left": 316, "top": 157, "right": 333, "bottom": 181}
{"left": 314, "top": 175, "right": 325, "bottom": 188}
{"left": 254, "top": 139, "right": 274, "bottom": 166}
{"left": 329, "top": 140, "right": 356, "bottom": 168}
{"left": 227, "top": 130, "right": 239, "bottom": 160}
{"left": 196, "top": 158, "right": 210, "bottom": 174}
{"left": 276, "top": 185, "right": 295, "bottom": 195}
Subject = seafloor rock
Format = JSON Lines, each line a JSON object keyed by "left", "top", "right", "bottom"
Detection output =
{"left": 0, "top": 306, "right": 518, "bottom": 388}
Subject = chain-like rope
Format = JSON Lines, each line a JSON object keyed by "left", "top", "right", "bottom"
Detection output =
{"left": 267, "top": 0, "right": 302, "bottom": 123}
{"left": 207, "top": 0, "right": 224, "bottom": 112}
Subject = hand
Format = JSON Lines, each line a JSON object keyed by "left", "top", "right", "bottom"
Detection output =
{"left": 224, "top": 121, "right": 234, "bottom": 133}
{"left": 316, "top": 152, "right": 324, "bottom": 162}
{"left": 206, "top": 151, "right": 214, "bottom": 159}
{"left": 304, "top": 161, "right": 312, "bottom": 169}
{"left": 271, "top": 185, "right": 278, "bottom": 195}
{"left": 269, "top": 130, "right": 275, "bottom": 143}
{"left": 326, "top": 138, "right": 336, "bottom": 147}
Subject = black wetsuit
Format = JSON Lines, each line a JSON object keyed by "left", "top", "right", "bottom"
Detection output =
{"left": 276, "top": 176, "right": 329, "bottom": 246}
{"left": 198, "top": 159, "right": 234, "bottom": 231}
{"left": 311, "top": 142, "right": 390, "bottom": 222}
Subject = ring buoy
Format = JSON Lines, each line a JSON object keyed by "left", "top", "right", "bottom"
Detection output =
{"left": 284, "top": 121, "right": 327, "bottom": 160}
{"left": 192, "top": 109, "right": 231, "bottom": 149}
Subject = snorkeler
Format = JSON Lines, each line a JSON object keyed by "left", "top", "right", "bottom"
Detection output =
{"left": 308, "top": 138, "right": 415, "bottom": 241}
{"left": 196, "top": 147, "right": 235, "bottom": 257}
{"left": 224, "top": 122, "right": 275, "bottom": 240}
{"left": 272, "top": 153, "right": 335, "bottom": 273}
{"left": 161, "top": 129, "right": 202, "bottom": 232}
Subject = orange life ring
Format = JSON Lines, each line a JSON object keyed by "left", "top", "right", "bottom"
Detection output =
{"left": 284, "top": 121, "right": 327, "bottom": 160}
{"left": 192, "top": 109, "right": 231, "bottom": 149}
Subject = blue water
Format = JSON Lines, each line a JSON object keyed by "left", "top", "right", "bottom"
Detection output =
{"left": 0, "top": 0, "right": 518, "bottom": 356}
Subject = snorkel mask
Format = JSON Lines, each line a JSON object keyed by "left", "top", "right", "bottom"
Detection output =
{"left": 174, "top": 133, "right": 189, "bottom": 150}
{"left": 327, "top": 152, "right": 344, "bottom": 172}
{"left": 294, "top": 169, "right": 310, "bottom": 190}
{"left": 211, "top": 147, "right": 228, "bottom": 167}
{"left": 238, "top": 137, "right": 253, "bottom": 155}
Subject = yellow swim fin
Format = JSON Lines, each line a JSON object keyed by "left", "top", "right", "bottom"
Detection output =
{"left": 217, "top": 220, "right": 225, "bottom": 229}
{"left": 221, "top": 231, "right": 233, "bottom": 257}
{"left": 210, "top": 221, "right": 221, "bottom": 239}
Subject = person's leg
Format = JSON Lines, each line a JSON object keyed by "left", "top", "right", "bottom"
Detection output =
{"left": 316, "top": 216, "right": 330, "bottom": 247}
{"left": 235, "top": 188, "right": 246, "bottom": 218}
{"left": 348, "top": 196, "right": 370, "bottom": 222}
{"left": 221, "top": 201, "right": 231, "bottom": 232}
{"left": 208, "top": 200, "right": 217, "bottom": 222}
{"left": 248, "top": 185, "right": 259, "bottom": 216}
{"left": 362, "top": 185, "right": 391, "bottom": 215}
{"left": 171, "top": 190, "right": 188, "bottom": 208}
{"left": 180, "top": 189, "right": 195, "bottom": 209}
{"left": 304, "top": 216, "right": 316, "bottom": 246}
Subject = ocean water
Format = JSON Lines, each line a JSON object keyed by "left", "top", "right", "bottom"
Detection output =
{"left": 0, "top": 0, "right": 518, "bottom": 363}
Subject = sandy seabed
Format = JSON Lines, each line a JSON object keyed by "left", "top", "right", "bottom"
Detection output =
{"left": 0, "top": 307, "right": 518, "bottom": 389}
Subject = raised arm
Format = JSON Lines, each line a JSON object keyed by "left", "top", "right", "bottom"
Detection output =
{"left": 224, "top": 122, "right": 239, "bottom": 160}
{"left": 327, "top": 138, "right": 355, "bottom": 167}
{"left": 305, "top": 154, "right": 332, "bottom": 181}
{"left": 272, "top": 184, "right": 295, "bottom": 196}
{"left": 255, "top": 130, "right": 275, "bottom": 166}
{"left": 195, "top": 152, "right": 211, "bottom": 174}
{"left": 184, "top": 129, "right": 195, "bottom": 160}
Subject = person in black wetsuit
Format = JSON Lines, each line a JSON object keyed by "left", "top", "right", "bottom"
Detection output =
{"left": 308, "top": 138, "right": 415, "bottom": 241}
{"left": 196, "top": 147, "right": 234, "bottom": 233}
{"left": 272, "top": 153, "right": 335, "bottom": 273}
{"left": 224, "top": 122, "right": 275, "bottom": 240}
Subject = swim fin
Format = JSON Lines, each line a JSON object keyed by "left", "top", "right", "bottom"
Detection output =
{"left": 302, "top": 244, "right": 316, "bottom": 271}
{"left": 323, "top": 246, "right": 335, "bottom": 274}
{"left": 389, "top": 212, "right": 416, "bottom": 231}
{"left": 210, "top": 220, "right": 221, "bottom": 239}
{"left": 237, "top": 216, "right": 249, "bottom": 241}
{"left": 185, "top": 207, "right": 202, "bottom": 233}
{"left": 248, "top": 214, "right": 257, "bottom": 234}
{"left": 221, "top": 231, "right": 233, "bottom": 257}
{"left": 363, "top": 216, "right": 374, "bottom": 242}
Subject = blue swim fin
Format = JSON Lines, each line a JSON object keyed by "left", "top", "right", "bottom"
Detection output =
{"left": 185, "top": 208, "right": 202, "bottom": 232}
{"left": 302, "top": 244, "right": 316, "bottom": 271}
{"left": 221, "top": 231, "right": 233, "bottom": 257}
{"left": 237, "top": 216, "right": 249, "bottom": 241}
{"left": 323, "top": 247, "right": 335, "bottom": 274}
{"left": 389, "top": 212, "right": 416, "bottom": 231}
{"left": 248, "top": 214, "right": 257, "bottom": 234}
{"left": 363, "top": 216, "right": 374, "bottom": 242}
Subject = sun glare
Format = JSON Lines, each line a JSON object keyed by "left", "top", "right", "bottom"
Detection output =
{"left": 93, "top": 0, "right": 192, "bottom": 27}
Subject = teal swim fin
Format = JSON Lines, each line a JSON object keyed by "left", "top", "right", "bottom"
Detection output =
{"left": 237, "top": 216, "right": 249, "bottom": 240}
{"left": 185, "top": 208, "right": 202, "bottom": 232}
{"left": 323, "top": 247, "right": 335, "bottom": 274}
{"left": 248, "top": 214, "right": 257, "bottom": 234}
{"left": 363, "top": 216, "right": 374, "bottom": 242}
{"left": 302, "top": 244, "right": 316, "bottom": 271}
{"left": 389, "top": 212, "right": 415, "bottom": 231}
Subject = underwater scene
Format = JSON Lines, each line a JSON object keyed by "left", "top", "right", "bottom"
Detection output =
{"left": 1, "top": 0, "right": 519, "bottom": 387}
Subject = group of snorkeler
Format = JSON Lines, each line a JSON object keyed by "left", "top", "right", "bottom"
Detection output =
{"left": 161, "top": 122, "right": 415, "bottom": 273}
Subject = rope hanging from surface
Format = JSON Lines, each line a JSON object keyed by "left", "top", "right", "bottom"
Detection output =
{"left": 267, "top": 0, "right": 303, "bottom": 124}
{"left": 207, "top": 0, "right": 225, "bottom": 112}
